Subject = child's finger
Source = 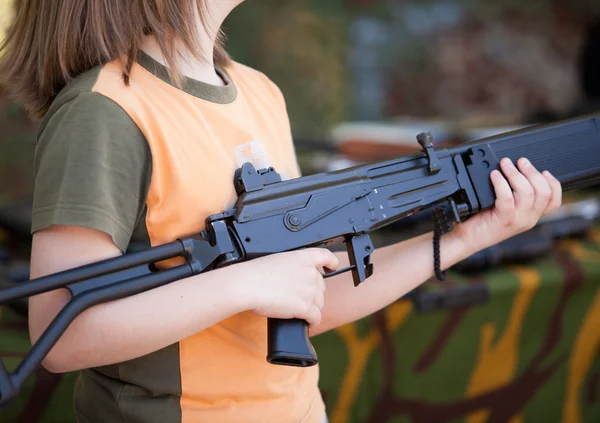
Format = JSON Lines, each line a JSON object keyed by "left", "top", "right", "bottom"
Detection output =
{"left": 306, "top": 248, "right": 340, "bottom": 272}
{"left": 491, "top": 169, "right": 514, "bottom": 214}
{"left": 516, "top": 158, "right": 551, "bottom": 215}
{"left": 305, "top": 304, "right": 322, "bottom": 327}
{"left": 542, "top": 171, "right": 563, "bottom": 215}
{"left": 317, "top": 269, "right": 326, "bottom": 292}
{"left": 314, "top": 289, "right": 325, "bottom": 311}
{"left": 500, "top": 158, "right": 534, "bottom": 210}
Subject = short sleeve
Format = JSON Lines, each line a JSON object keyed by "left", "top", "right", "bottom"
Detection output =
{"left": 31, "top": 92, "right": 152, "bottom": 252}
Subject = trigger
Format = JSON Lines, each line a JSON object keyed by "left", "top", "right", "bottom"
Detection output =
{"left": 347, "top": 234, "right": 374, "bottom": 286}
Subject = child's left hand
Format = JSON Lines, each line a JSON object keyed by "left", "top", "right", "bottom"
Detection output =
{"left": 453, "top": 157, "right": 563, "bottom": 254}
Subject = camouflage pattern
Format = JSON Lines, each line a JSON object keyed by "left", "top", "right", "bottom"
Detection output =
{"left": 314, "top": 228, "right": 600, "bottom": 423}
{"left": 1, "top": 222, "right": 600, "bottom": 422}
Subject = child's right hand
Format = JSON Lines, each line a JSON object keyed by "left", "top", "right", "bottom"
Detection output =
{"left": 238, "top": 248, "right": 340, "bottom": 327}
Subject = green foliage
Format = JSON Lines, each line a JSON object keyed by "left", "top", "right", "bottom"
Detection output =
{"left": 225, "top": 0, "right": 352, "bottom": 138}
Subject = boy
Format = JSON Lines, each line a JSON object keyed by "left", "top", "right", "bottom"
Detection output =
{"left": 0, "top": 1, "right": 561, "bottom": 422}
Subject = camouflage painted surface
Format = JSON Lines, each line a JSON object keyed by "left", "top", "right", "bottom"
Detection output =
{"left": 2, "top": 227, "right": 600, "bottom": 422}
{"left": 314, "top": 228, "right": 600, "bottom": 423}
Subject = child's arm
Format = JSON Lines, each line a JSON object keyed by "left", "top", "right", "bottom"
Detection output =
{"left": 313, "top": 157, "right": 562, "bottom": 336}
{"left": 29, "top": 225, "right": 338, "bottom": 373}
{"left": 25, "top": 91, "right": 338, "bottom": 374}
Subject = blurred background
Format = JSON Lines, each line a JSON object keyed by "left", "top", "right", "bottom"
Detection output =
{"left": 2, "top": 0, "right": 600, "bottom": 422}
{"left": 2, "top": 0, "right": 600, "bottom": 197}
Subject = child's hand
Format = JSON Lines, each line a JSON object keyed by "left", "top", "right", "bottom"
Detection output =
{"left": 240, "top": 248, "right": 339, "bottom": 327}
{"left": 454, "top": 157, "right": 562, "bottom": 253}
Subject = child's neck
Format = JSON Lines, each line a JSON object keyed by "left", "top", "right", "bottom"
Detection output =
{"left": 141, "top": 36, "right": 225, "bottom": 87}
{"left": 140, "top": 2, "right": 237, "bottom": 87}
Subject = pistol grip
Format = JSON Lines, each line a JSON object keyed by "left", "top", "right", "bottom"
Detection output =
{"left": 267, "top": 318, "right": 318, "bottom": 367}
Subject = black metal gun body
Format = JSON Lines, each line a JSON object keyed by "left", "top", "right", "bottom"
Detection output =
{"left": 1, "top": 114, "right": 600, "bottom": 404}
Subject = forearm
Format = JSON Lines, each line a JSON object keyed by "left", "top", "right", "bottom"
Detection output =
{"left": 29, "top": 266, "right": 247, "bottom": 373}
{"left": 312, "top": 230, "right": 474, "bottom": 336}
{"left": 27, "top": 225, "right": 338, "bottom": 374}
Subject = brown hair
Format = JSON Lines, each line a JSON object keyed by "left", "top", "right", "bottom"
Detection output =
{"left": 0, "top": 0, "right": 231, "bottom": 119}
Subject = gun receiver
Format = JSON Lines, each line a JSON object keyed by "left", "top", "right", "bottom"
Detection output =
{"left": 1, "top": 114, "right": 600, "bottom": 404}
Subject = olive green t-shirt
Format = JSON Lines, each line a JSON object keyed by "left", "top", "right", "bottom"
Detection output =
{"left": 31, "top": 52, "right": 323, "bottom": 423}
{"left": 31, "top": 55, "right": 240, "bottom": 423}
{"left": 33, "top": 52, "right": 240, "bottom": 253}
{"left": 33, "top": 68, "right": 153, "bottom": 253}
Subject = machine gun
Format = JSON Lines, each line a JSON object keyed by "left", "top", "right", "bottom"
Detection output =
{"left": 1, "top": 114, "right": 600, "bottom": 404}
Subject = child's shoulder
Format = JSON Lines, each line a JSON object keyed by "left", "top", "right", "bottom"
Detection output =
{"left": 225, "top": 60, "right": 286, "bottom": 104}
{"left": 39, "top": 64, "right": 124, "bottom": 134}
{"left": 36, "top": 62, "right": 148, "bottom": 176}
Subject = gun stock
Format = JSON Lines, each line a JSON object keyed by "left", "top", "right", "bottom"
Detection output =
{"left": 1, "top": 114, "right": 599, "bottom": 404}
